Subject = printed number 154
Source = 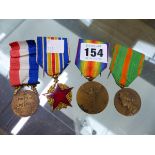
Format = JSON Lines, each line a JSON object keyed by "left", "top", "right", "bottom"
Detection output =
{"left": 85, "top": 48, "right": 103, "bottom": 57}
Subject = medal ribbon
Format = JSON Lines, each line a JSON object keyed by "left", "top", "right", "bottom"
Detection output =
{"left": 9, "top": 40, "right": 39, "bottom": 86}
{"left": 109, "top": 44, "right": 145, "bottom": 88}
{"left": 37, "top": 37, "right": 70, "bottom": 77}
{"left": 75, "top": 39, "right": 108, "bottom": 79}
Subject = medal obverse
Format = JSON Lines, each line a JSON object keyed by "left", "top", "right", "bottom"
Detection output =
{"left": 12, "top": 90, "right": 39, "bottom": 117}
{"left": 114, "top": 88, "right": 141, "bottom": 116}
{"left": 75, "top": 39, "right": 109, "bottom": 114}
{"left": 110, "top": 44, "right": 145, "bottom": 116}
{"left": 37, "top": 37, "right": 73, "bottom": 111}
{"left": 9, "top": 40, "right": 39, "bottom": 117}
{"left": 45, "top": 83, "right": 73, "bottom": 110}
{"left": 76, "top": 81, "right": 109, "bottom": 114}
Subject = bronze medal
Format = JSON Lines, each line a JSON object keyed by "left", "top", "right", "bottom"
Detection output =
{"left": 11, "top": 90, "right": 39, "bottom": 117}
{"left": 114, "top": 88, "right": 141, "bottom": 116}
{"left": 76, "top": 81, "right": 109, "bottom": 114}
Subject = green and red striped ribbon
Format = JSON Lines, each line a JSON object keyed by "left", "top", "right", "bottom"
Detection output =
{"left": 109, "top": 44, "right": 145, "bottom": 88}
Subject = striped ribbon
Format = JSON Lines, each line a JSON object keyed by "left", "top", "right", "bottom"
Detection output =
{"left": 110, "top": 44, "right": 145, "bottom": 88}
{"left": 75, "top": 39, "right": 108, "bottom": 79}
{"left": 37, "top": 37, "right": 69, "bottom": 77}
{"left": 9, "top": 40, "right": 39, "bottom": 86}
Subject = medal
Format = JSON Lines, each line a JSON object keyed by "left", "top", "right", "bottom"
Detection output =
{"left": 75, "top": 39, "right": 109, "bottom": 114}
{"left": 77, "top": 81, "right": 108, "bottom": 114}
{"left": 12, "top": 87, "right": 39, "bottom": 117}
{"left": 45, "top": 83, "right": 72, "bottom": 110}
{"left": 114, "top": 88, "right": 141, "bottom": 116}
{"left": 37, "top": 37, "right": 73, "bottom": 111}
{"left": 109, "top": 44, "right": 145, "bottom": 116}
{"left": 9, "top": 40, "right": 39, "bottom": 117}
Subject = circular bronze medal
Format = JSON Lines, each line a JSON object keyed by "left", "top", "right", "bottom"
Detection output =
{"left": 114, "top": 88, "right": 141, "bottom": 116}
{"left": 76, "top": 81, "right": 109, "bottom": 114}
{"left": 11, "top": 90, "right": 39, "bottom": 117}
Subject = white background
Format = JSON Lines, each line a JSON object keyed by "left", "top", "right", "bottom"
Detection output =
{"left": 0, "top": 0, "right": 155, "bottom": 155}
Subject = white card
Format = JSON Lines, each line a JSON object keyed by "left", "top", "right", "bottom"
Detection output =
{"left": 80, "top": 43, "right": 108, "bottom": 63}
{"left": 47, "top": 39, "right": 64, "bottom": 53}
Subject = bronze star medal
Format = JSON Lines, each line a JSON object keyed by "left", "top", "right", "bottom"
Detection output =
{"left": 37, "top": 37, "right": 73, "bottom": 111}
{"left": 44, "top": 83, "right": 73, "bottom": 110}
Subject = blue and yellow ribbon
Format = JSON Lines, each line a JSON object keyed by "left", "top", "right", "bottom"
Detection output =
{"left": 37, "top": 37, "right": 70, "bottom": 77}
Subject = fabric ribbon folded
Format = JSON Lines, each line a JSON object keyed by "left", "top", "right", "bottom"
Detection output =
{"left": 109, "top": 44, "right": 145, "bottom": 87}
{"left": 9, "top": 40, "right": 39, "bottom": 86}
{"left": 10, "top": 56, "right": 38, "bottom": 70}
{"left": 10, "top": 40, "right": 36, "bottom": 58}
{"left": 10, "top": 70, "right": 39, "bottom": 86}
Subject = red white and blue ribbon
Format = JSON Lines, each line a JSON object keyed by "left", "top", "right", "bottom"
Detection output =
{"left": 9, "top": 40, "right": 39, "bottom": 86}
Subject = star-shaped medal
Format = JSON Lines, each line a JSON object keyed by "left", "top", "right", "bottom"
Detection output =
{"left": 46, "top": 84, "right": 73, "bottom": 110}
